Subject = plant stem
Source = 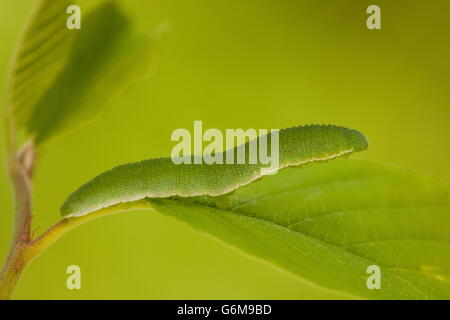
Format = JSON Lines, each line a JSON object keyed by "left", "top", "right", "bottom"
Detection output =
{"left": 0, "top": 198, "right": 150, "bottom": 299}
{"left": 29, "top": 201, "right": 151, "bottom": 259}
{"left": 0, "top": 142, "right": 34, "bottom": 300}
{"left": 0, "top": 243, "right": 31, "bottom": 300}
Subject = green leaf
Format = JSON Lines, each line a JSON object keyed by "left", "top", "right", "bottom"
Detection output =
{"left": 6, "top": 1, "right": 156, "bottom": 144}
{"left": 147, "top": 160, "right": 450, "bottom": 299}
{"left": 61, "top": 125, "right": 368, "bottom": 217}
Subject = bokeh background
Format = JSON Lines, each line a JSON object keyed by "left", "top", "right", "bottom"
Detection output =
{"left": 0, "top": 0, "right": 449, "bottom": 299}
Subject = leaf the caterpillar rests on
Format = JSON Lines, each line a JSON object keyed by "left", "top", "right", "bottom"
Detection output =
{"left": 60, "top": 125, "right": 368, "bottom": 218}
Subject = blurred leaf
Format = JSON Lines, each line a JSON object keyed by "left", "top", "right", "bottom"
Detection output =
{"left": 6, "top": 0, "right": 74, "bottom": 130}
{"left": 60, "top": 125, "right": 368, "bottom": 217}
{"left": 6, "top": 1, "right": 156, "bottom": 145}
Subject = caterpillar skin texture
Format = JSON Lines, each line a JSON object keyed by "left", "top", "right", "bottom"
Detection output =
{"left": 61, "top": 125, "right": 368, "bottom": 217}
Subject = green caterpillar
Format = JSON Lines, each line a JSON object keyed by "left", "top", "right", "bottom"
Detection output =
{"left": 61, "top": 125, "right": 368, "bottom": 217}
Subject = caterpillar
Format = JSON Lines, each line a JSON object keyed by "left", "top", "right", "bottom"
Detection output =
{"left": 60, "top": 124, "right": 368, "bottom": 217}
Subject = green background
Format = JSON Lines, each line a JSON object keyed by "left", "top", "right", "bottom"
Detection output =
{"left": 0, "top": 0, "right": 449, "bottom": 299}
